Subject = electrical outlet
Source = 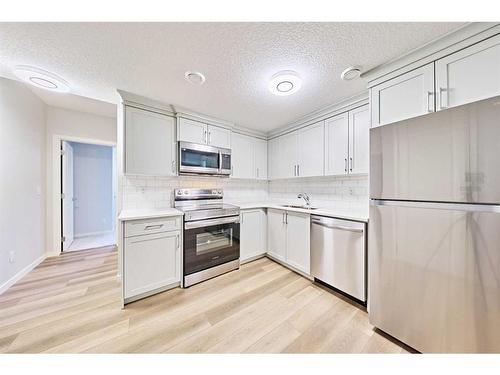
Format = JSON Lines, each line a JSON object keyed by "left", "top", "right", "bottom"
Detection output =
{"left": 9, "top": 251, "right": 15, "bottom": 263}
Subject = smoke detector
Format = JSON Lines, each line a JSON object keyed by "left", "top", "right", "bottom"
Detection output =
{"left": 185, "top": 71, "right": 206, "bottom": 85}
{"left": 341, "top": 66, "right": 362, "bottom": 81}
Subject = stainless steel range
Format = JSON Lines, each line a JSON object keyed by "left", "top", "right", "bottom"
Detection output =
{"left": 174, "top": 188, "right": 240, "bottom": 287}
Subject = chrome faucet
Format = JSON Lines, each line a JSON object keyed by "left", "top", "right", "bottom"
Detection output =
{"left": 297, "top": 193, "right": 311, "bottom": 207}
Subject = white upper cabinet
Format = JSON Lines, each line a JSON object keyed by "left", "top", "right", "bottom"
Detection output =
{"left": 178, "top": 117, "right": 207, "bottom": 145}
{"left": 436, "top": 34, "right": 500, "bottom": 111}
{"left": 348, "top": 105, "right": 370, "bottom": 174}
{"left": 297, "top": 121, "right": 325, "bottom": 177}
{"left": 207, "top": 125, "right": 231, "bottom": 149}
{"left": 231, "top": 133, "right": 255, "bottom": 179}
{"left": 254, "top": 138, "right": 268, "bottom": 180}
{"left": 268, "top": 137, "right": 280, "bottom": 180}
{"left": 178, "top": 117, "right": 231, "bottom": 149}
{"left": 325, "top": 112, "right": 349, "bottom": 175}
{"left": 371, "top": 63, "right": 435, "bottom": 127}
{"left": 279, "top": 131, "right": 299, "bottom": 178}
{"left": 125, "top": 106, "right": 176, "bottom": 176}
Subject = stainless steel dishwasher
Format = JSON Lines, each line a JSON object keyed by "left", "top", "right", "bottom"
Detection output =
{"left": 310, "top": 215, "right": 366, "bottom": 303}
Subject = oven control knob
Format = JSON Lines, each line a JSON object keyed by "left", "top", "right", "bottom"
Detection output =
{"left": 177, "top": 191, "right": 182, "bottom": 195}
{"left": 184, "top": 190, "right": 189, "bottom": 195}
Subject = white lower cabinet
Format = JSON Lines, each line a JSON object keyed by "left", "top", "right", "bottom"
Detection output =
{"left": 240, "top": 209, "right": 267, "bottom": 263}
{"left": 267, "top": 208, "right": 310, "bottom": 275}
{"left": 267, "top": 208, "right": 287, "bottom": 262}
{"left": 123, "top": 217, "right": 181, "bottom": 302}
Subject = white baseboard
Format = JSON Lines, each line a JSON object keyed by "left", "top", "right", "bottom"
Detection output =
{"left": 46, "top": 250, "right": 62, "bottom": 258}
{"left": 0, "top": 255, "right": 46, "bottom": 295}
{"left": 74, "top": 230, "right": 114, "bottom": 239}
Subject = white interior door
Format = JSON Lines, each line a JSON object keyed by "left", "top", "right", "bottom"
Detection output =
{"left": 62, "top": 141, "right": 74, "bottom": 251}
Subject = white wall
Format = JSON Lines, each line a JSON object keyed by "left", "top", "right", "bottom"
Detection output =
{"left": 0, "top": 78, "right": 46, "bottom": 292}
{"left": 46, "top": 106, "right": 116, "bottom": 255}
{"left": 71, "top": 142, "right": 114, "bottom": 237}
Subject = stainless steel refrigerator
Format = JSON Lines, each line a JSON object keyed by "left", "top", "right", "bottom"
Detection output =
{"left": 369, "top": 95, "right": 500, "bottom": 353}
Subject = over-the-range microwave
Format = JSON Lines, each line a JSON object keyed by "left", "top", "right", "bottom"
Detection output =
{"left": 178, "top": 141, "right": 231, "bottom": 177}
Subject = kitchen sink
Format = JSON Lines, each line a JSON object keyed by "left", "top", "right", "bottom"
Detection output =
{"left": 280, "top": 204, "right": 318, "bottom": 210}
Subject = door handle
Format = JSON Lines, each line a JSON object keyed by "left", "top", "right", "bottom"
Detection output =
{"left": 297, "top": 164, "right": 300, "bottom": 177}
{"left": 204, "top": 130, "right": 207, "bottom": 144}
{"left": 208, "top": 131, "right": 212, "bottom": 144}
{"left": 285, "top": 212, "right": 288, "bottom": 224}
{"left": 349, "top": 157, "right": 353, "bottom": 172}
{"left": 344, "top": 158, "right": 347, "bottom": 173}
{"left": 176, "top": 234, "right": 180, "bottom": 249}
{"left": 439, "top": 87, "right": 448, "bottom": 110}
{"left": 427, "top": 91, "right": 434, "bottom": 113}
{"left": 282, "top": 212, "right": 286, "bottom": 224}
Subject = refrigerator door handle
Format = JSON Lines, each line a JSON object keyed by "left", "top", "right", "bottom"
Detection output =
{"left": 371, "top": 199, "right": 500, "bottom": 213}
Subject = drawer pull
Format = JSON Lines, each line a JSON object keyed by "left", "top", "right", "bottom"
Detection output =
{"left": 144, "top": 224, "right": 164, "bottom": 230}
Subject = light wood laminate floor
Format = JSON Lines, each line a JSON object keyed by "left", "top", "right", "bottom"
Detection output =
{"left": 0, "top": 247, "right": 409, "bottom": 353}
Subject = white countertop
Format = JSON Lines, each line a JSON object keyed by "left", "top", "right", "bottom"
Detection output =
{"left": 118, "top": 208, "right": 184, "bottom": 221}
{"left": 234, "top": 202, "right": 369, "bottom": 222}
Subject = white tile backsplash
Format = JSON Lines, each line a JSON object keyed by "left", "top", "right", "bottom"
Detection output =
{"left": 121, "top": 175, "right": 368, "bottom": 210}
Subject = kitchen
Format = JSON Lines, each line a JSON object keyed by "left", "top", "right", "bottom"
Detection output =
{"left": 0, "top": 11, "right": 499, "bottom": 371}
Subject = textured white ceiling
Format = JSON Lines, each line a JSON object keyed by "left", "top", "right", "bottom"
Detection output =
{"left": 0, "top": 22, "right": 464, "bottom": 131}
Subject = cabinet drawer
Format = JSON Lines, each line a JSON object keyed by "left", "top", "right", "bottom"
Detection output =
{"left": 124, "top": 216, "right": 181, "bottom": 237}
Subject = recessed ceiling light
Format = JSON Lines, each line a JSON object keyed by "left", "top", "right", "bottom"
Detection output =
{"left": 269, "top": 70, "right": 302, "bottom": 96}
{"left": 341, "top": 66, "right": 362, "bottom": 81}
{"left": 13, "top": 65, "right": 70, "bottom": 93}
{"left": 184, "top": 71, "right": 206, "bottom": 85}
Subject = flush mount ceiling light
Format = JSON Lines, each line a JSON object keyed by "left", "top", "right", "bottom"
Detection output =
{"left": 184, "top": 71, "right": 206, "bottom": 85}
{"left": 13, "top": 65, "right": 70, "bottom": 93}
{"left": 269, "top": 70, "right": 302, "bottom": 96}
{"left": 341, "top": 66, "right": 362, "bottom": 81}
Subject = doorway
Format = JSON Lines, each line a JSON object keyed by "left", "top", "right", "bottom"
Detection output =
{"left": 61, "top": 140, "right": 116, "bottom": 252}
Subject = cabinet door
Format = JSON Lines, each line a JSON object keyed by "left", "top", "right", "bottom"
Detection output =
{"left": 208, "top": 125, "right": 231, "bottom": 149}
{"left": 124, "top": 231, "right": 180, "bottom": 299}
{"left": 348, "top": 105, "right": 370, "bottom": 175}
{"left": 324, "top": 112, "right": 349, "bottom": 176}
{"left": 279, "top": 132, "right": 299, "bottom": 178}
{"left": 298, "top": 121, "right": 324, "bottom": 177}
{"left": 436, "top": 35, "right": 500, "bottom": 111}
{"left": 125, "top": 106, "right": 176, "bottom": 176}
{"left": 254, "top": 138, "right": 268, "bottom": 180}
{"left": 371, "top": 63, "right": 435, "bottom": 127}
{"left": 240, "top": 209, "right": 267, "bottom": 262}
{"left": 267, "top": 209, "right": 287, "bottom": 262}
{"left": 268, "top": 137, "right": 280, "bottom": 180}
{"left": 285, "top": 211, "right": 310, "bottom": 275}
{"left": 231, "top": 133, "right": 255, "bottom": 179}
{"left": 178, "top": 118, "right": 207, "bottom": 144}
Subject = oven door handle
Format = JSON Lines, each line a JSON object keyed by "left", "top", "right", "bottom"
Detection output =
{"left": 184, "top": 216, "right": 240, "bottom": 229}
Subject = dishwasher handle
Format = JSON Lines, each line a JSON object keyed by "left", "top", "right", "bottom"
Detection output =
{"left": 311, "top": 218, "right": 364, "bottom": 233}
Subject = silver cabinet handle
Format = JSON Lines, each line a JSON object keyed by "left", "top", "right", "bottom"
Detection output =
{"left": 349, "top": 157, "right": 353, "bottom": 172}
{"left": 427, "top": 91, "right": 434, "bottom": 113}
{"left": 144, "top": 224, "right": 164, "bottom": 230}
{"left": 282, "top": 212, "right": 286, "bottom": 224}
{"left": 176, "top": 234, "right": 179, "bottom": 249}
{"left": 241, "top": 213, "right": 244, "bottom": 224}
{"left": 204, "top": 130, "right": 207, "bottom": 144}
{"left": 208, "top": 131, "right": 212, "bottom": 144}
{"left": 344, "top": 158, "right": 348, "bottom": 173}
{"left": 439, "top": 87, "right": 448, "bottom": 110}
{"left": 297, "top": 165, "right": 300, "bottom": 177}
{"left": 285, "top": 212, "right": 288, "bottom": 224}
{"left": 171, "top": 160, "right": 175, "bottom": 174}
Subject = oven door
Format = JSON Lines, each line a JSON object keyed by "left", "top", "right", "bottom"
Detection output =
{"left": 179, "top": 141, "right": 221, "bottom": 175}
{"left": 184, "top": 216, "right": 240, "bottom": 276}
